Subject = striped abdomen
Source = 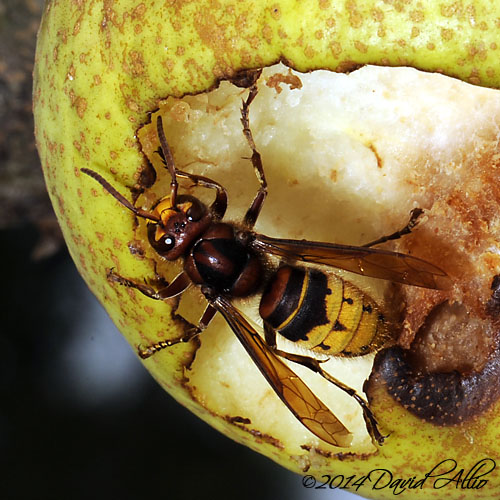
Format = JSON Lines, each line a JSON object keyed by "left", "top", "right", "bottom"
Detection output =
{"left": 259, "top": 265, "right": 389, "bottom": 357}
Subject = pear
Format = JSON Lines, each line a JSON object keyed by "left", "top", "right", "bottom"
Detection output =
{"left": 34, "top": 1, "right": 500, "bottom": 498}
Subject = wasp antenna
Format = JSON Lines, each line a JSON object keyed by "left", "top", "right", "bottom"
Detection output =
{"left": 80, "top": 168, "right": 160, "bottom": 222}
{"left": 156, "top": 115, "right": 178, "bottom": 207}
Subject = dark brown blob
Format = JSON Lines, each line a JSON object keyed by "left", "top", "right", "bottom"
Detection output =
{"left": 486, "top": 274, "right": 500, "bottom": 317}
{"left": 228, "top": 68, "right": 262, "bottom": 88}
{"left": 136, "top": 161, "right": 157, "bottom": 190}
{"left": 372, "top": 344, "right": 500, "bottom": 424}
{"left": 226, "top": 415, "right": 251, "bottom": 425}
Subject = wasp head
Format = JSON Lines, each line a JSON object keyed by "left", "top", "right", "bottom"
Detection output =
{"left": 147, "top": 194, "right": 211, "bottom": 260}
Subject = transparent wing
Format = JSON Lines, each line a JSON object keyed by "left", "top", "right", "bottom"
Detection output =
{"left": 252, "top": 234, "right": 449, "bottom": 289}
{"left": 212, "top": 295, "right": 352, "bottom": 447}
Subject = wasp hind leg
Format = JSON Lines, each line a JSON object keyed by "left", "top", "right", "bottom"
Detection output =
{"left": 362, "top": 207, "right": 424, "bottom": 248}
{"left": 264, "top": 324, "right": 386, "bottom": 445}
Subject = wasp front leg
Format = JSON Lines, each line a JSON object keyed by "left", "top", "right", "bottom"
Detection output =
{"left": 175, "top": 170, "right": 228, "bottom": 221}
{"left": 107, "top": 268, "right": 191, "bottom": 300}
{"left": 155, "top": 116, "right": 229, "bottom": 220}
{"left": 107, "top": 268, "right": 215, "bottom": 359}
{"left": 264, "top": 324, "right": 386, "bottom": 445}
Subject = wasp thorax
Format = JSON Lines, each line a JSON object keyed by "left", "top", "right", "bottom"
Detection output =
{"left": 147, "top": 194, "right": 211, "bottom": 260}
{"left": 183, "top": 223, "right": 262, "bottom": 296}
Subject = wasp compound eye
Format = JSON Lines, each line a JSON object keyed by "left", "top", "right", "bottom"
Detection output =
{"left": 186, "top": 198, "right": 205, "bottom": 222}
{"left": 147, "top": 223, "right": 176, "bottom": 255}
{"left": 175, "top": 194, "right": 206, "bottom": 222}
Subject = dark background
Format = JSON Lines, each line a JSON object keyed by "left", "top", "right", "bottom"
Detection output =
{"left": 0, "top": 1, "right": 358, "bottom": 498}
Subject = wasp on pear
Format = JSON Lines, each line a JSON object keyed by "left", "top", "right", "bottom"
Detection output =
{"left": 81, "top": 85, "right": 448, "bottom": 448}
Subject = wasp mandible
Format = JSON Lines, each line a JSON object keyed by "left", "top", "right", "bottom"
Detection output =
{"left": 81, "top": 86, "right": 448, "bottom": 447}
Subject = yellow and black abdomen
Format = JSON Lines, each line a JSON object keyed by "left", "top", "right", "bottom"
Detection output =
{"left": 259, "top": 265, "right": 389, "bottom": 357}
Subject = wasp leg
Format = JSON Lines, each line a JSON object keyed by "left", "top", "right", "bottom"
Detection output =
{"left": 138, "top": 304, "right": 217, "bottom": 359}
{"left": 107, "top": 269, "right": 191, "bottom": 300}
{"left": 175, "top": 170, "right": 228, "bottom": 220}
{"left": 362, "top": 208, "right": 424, "bottom": 248}
{"left": 241, "top": 85, "right": 268, "bottom": 228}
{"left": 264, "top": 324, "right": 386, "bottom": 445}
